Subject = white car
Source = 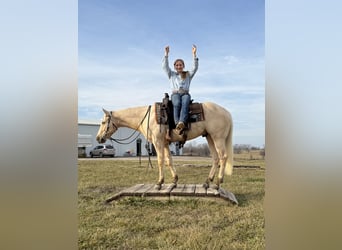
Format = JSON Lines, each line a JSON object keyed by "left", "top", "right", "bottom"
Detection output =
{"left": 89, "top": 145, "right": 115, "bottom": 158}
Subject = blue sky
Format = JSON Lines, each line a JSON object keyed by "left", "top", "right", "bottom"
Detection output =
{"left": 79, "top": 0, "right": 265, "bottom": 147}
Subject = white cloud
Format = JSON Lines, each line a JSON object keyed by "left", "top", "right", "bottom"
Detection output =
{"left": 78, "top": 53, "right": 265, "bottom": 146}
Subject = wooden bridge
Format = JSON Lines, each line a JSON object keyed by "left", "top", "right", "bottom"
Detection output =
{"left": 105, "top": 183, "right": 238, "bottom": 205}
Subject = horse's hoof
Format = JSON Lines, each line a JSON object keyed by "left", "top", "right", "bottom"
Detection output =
{"left": 170, "top": 183, "right": 177, "bottom": 188}
{"left": 203, "top": 183, "right": 209, "bottom": 189}
{"left": 155, "top": 184, "right": 162, "bottom": 190}
{"left": 173, "top": 175, "right": 178, "bottom": 184}
{"left": 212, "top": 184, "right": 219, "bottom": 190}
{"left": 157, "top": 178, "right": 164, "bottom": 187}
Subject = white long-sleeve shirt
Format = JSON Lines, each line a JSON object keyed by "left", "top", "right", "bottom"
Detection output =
{"left": 162, "top": 56, "right": 199, "bottom": 93}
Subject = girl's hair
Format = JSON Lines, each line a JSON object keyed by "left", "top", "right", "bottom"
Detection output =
{"left": 173, "top": 59, "right": 185, "bottom": 67}
{"left": 173, "top": 59, "right": 188, "bottom": 79}
{"left": 180, "top": 71, "right": 189, "bottom": 79}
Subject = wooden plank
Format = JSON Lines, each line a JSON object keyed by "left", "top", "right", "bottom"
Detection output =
{"left": 170, "top": 184, "right": 185, "bottom": 196}
{"left": 134, "top": 184, "right": 155, "bottom": 195}
{"left": 182, "top": 184, "right": 196, "bottom": 196}
{"left": 104, "top": 184, "right": 239, "bottom": 205}
{"left": 158, "top": 183, "right": 176, "bottom": 195}
{"left": 206, "top": 187, "right": 220, "bottom": 197}
{"left": 105, "top": 184, "right": 144, "bottom": 202}
{"left": 194, "top": 184, "right": 207, "bottom": 196}
{"left": 144, "top": 183, "right": 175, "bottom": 197}
{"left": 120, "top": 184, "right": 144, "bottom": 195}
{"left": 105, "top": 192, "right": 122, "bottom": 203}
{"left": 218, "top": 188, "right": 239, "bottom": 205}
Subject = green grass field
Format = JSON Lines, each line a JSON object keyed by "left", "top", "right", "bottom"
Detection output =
{"left": 78, "top": 154, "right": 265, "bottom": 249}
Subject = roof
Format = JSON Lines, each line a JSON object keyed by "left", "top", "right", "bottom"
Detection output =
{"left": 78, "top": 120, "right": 100, "bottom": 126}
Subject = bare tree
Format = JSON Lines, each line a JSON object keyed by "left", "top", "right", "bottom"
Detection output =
{"left": 234, "top": 144, "right": 251, "bottom": 154}
{"left": 184, "top": 143, "right": 263, "bottom": 157}
{"left": 183, "top": 142, "right": 210, "bottom": 156}
{"left": 260, "top": 145, "right": 265, "bottom": 160}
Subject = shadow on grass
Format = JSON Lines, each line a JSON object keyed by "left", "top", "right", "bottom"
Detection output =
{"left": 235, "top": 190, "right": 265, "bottom": 207}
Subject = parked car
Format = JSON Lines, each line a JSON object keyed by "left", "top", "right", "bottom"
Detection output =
{"left": 89, "top": 144, "right": 115, "bottom": 158}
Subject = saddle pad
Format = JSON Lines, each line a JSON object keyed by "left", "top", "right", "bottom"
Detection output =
{"left": 155, "top": 102, "right": 167, "bottom": 125}
{"left": 155, "top": 102, "right": 205, "bottom": 125}
{"left": 188, "top": 102, "right": 205, "bottom": 123}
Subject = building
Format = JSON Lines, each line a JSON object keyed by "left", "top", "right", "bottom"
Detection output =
{"left": 78, "top": 120, "right": 178, "bottom": 157}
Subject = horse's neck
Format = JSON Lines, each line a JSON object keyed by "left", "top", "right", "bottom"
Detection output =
{"left": 113, "top": 106, "right": 149, "bottom": 131}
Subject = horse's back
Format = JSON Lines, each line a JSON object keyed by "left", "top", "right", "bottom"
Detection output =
{"left": 202, "top": 102, "right": 232, "bottom": 121}
{"left": 199, "top": 102, "right": 232, "bottom": 139}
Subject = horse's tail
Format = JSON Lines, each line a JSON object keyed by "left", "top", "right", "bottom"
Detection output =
{"left": 225, "top": 122, "right": 234, "bottom": 176}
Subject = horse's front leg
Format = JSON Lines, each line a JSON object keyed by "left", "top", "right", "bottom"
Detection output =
{"left": 154, "top": 142, "right": 165, "bottom": 190}
{"left": 164, "top": 145, "right": 178, "bottom": 186}
{"left": 156, "top": 156, "right": 164, "bottom": 190}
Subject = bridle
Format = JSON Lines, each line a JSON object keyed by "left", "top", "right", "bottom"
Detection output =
{"left": 105, "top": 111, "right": 118, "bottom": 134}
{"left": 103, "top": 105, "right": 152, "bottom": 145}
{"left": 102, "top": 105, "right": 154, "bottom": 168}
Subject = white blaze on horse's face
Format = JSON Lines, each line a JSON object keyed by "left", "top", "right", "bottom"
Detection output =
{"left": 96, "top": 108, "right": 117, "bottom": 143}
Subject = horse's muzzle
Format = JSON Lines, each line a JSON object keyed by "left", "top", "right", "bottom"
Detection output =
{"left": 96, "top": 136, "right": 106, "bottom": 144}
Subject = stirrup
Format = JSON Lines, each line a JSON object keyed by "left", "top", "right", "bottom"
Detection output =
{"left": 176, "top": 122, "right": 185, "bottom": 130}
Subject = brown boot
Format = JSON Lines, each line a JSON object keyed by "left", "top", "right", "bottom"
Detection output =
{"left": 176, "top": 122, "right": 185, "bottom": 130}
{"left": 176, "top": 122, "right": 185, "bottom": 135}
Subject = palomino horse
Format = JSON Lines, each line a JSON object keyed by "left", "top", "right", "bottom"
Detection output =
{"left": 96, "top": 102, "right": 233, "bottom": 189}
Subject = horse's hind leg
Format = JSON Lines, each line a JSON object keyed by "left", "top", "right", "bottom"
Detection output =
{"left": 203, "top": 134, "right": 219, "bottom": 188}
{"left": 214, "top": 138, "right": 228, "bottom": 189}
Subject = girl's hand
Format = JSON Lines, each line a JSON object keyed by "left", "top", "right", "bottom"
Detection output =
{"left": 192, "top": 44, "right": 197, "bottom": 56}
{"left": 165, "top": 46, "right": 170, "bottom": 56}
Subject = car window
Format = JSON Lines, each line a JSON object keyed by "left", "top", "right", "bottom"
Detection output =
{"left": 106, "top": 145, "right": 113, "bottom": 149}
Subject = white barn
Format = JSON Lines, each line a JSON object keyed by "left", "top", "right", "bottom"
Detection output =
{"left": 78, "top": 120, "right": 179, "bottom": 157}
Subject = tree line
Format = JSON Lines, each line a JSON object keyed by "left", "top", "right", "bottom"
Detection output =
{"left": 182, "top": 143, "right": 265, "bottom": 158}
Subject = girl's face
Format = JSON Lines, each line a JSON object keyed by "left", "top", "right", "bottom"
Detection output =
{"left": 174, "top": 60, "right": 184, "bottom": 73}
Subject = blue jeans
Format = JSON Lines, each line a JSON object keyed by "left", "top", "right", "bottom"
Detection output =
{"left": 171, "top": 93, "right": 191, "bottom": 125}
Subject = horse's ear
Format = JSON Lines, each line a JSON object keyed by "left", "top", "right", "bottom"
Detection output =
{"left": 102, "top": 108, "right": 110, "bottom": 115}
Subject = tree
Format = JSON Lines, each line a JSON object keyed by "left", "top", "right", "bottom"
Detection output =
{"left": 183, "top": 142, "right": 210, "bottom": 156}
{"left": 233, "top": 144, "right": 251, "bottom": 154}
{"left": 260, "top": 145, "right": 265, "bottom": 160}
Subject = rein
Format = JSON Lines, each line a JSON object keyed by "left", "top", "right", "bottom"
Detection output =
{"left": 106, "top": 105, "right": 153, "bottom": 168}
{"left": 109, "top": 105, "right": 151, "bottom": 145}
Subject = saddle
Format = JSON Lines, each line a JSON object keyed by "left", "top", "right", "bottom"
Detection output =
{"left": 155, "top": 93, "right": 205, "bottom": 127}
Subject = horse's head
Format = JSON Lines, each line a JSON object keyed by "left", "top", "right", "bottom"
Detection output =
{"left": 96, "top": 108, "right": 118, "bottom": 144}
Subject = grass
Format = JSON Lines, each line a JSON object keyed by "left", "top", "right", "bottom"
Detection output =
{"left": 78, "top": 154, "right": 265, "bottom": 249}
